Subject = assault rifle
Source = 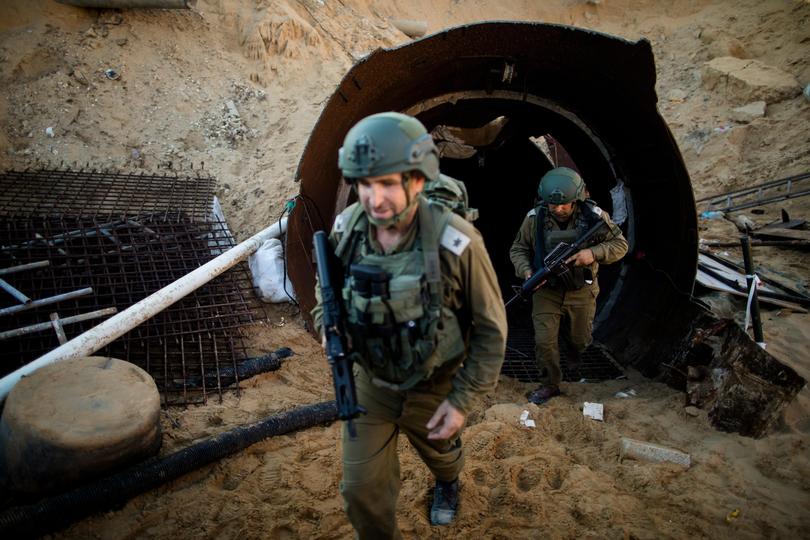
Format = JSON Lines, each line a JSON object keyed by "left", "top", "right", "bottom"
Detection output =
{"left": 505, "top": 220, "right": 608, "bottom": 308}
{"left": 313, "top": 230, "right": 366, "bottom": 439}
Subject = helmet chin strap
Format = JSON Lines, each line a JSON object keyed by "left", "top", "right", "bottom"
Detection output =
{"left": 364, "top": 173, "right": 419, "bottom": 228}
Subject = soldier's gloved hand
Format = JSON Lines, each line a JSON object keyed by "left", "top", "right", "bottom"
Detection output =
{"left": 523, "top": 270, "right": 532, "bottom": 280}
{"left": 566, "top": 248, "right": 595, "bottom": 267}
{"left": 427, "top": 400, "right": 466, "bottom": 440}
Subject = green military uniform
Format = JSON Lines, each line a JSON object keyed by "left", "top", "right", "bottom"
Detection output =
{"left": 312, "top": 197, "right": 507, "bottom": 538}
{"left": 509, "top": 201, "right": 627, "bottom": 387}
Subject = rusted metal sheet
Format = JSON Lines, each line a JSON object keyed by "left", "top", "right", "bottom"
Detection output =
{"left": 663, "top": 305, "right": 804, "bottom": 438}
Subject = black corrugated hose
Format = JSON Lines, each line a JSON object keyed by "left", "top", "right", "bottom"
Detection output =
{"left": 178, "top": 347, "right": 294, "bottom": 388}
{"left": 0, "top": 400, "right": 338, "bottom": 538}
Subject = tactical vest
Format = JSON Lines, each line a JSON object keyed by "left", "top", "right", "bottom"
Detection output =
{"left": 532, "top": 200, "right": 602, "bottom": 291}
{"left": 333, "top": 196, "right": 467, "bottom": 390}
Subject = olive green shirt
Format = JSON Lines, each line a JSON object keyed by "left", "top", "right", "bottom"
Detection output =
{"left": 509, "top": 201, "right": 628, "bottom": 281}
{"left": 312, "top": 202, "right": 508, "bottom": 415}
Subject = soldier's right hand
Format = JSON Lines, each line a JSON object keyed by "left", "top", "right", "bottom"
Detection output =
{"left": 524, "top": 270, "right": 532, "bottom": 280}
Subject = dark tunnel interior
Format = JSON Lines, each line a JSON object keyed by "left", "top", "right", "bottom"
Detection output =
{"left": 419, "top": 99, "right": 622, "bottom": 305}
{"left": 287, "top": 21, "right": 699, "bottom": 378}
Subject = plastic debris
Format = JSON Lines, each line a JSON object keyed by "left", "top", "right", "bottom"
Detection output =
{"left": 614, "top": 388, "right": 637, "bottom": 398}
{"left": 609, "top": 179, "right": 628, "bottom": 226}
{"left": 729, "top": 214, "right": 756, "bottom": 232}
{"left": 725, "top": 508, "right": 740, "bottom": 523}
{"left": 700, "top": 210, "right": 725, "bottom": 219}
{"left": 249, "top": 237, "right": 296, "bottom": 303}
{"left": 45, "top": 127, "right": 54, "bottom": 138}
{"left": 104, "top": 68, "right": 120, "bottom": 80}
{"left": 583, "top": 402, "right": 604, "bottom": 421}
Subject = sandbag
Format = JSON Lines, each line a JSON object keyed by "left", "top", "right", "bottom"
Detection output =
{"left": 249, "top": 238, "right": 296, "bottom": 303}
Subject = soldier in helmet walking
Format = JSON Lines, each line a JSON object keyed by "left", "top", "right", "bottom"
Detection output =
{"left": 510, "top": 167, "right": 628, "bottom": 404}
{"left": 312, "top": 112, "right": 507, "bottom": 538}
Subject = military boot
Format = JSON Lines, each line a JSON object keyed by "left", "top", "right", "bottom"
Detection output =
{"left": 430, "top": 477, "right": 459, "bottom": 526}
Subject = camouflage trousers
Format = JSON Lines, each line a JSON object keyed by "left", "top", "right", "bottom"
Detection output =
{"left": 532, "top": 284, "right": 598, "bottom": 386}
{"left": 340, "top": 366, "right": 464, "bottom": 540}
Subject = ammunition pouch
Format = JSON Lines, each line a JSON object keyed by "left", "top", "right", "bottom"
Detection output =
{"left": 337, "top": 201, "right": 464, "bottom": 389}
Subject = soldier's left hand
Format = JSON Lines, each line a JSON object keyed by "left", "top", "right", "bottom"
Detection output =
{"left": 566, "top": 248, "right": 595, "bottom": 267}
{"left": 427, "top": 400, "right": 466, "bottom": 440}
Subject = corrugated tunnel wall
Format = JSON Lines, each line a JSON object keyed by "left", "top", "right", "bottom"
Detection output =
{"left": 286, "top": 21, "right": 698, "bottom": 377}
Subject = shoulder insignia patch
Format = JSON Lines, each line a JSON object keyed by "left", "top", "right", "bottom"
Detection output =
{"left": 333, "top": 213, "right": 346, "bottom": 233}
{"left": 591, "top": 205, "right": 603, "bottom": 217}
{"left": 440, "top": 224, "right": 471, "bottom": 256}
{"left": 527, "top": 208, "right": 537, "bottom": 217}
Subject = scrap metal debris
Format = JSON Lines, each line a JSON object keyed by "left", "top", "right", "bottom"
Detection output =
{"left": 660, "top": 306, "right": 804, "bottom": 437}
{"left": 696, "top": 171, "right": 810, "bottom": 213}
{"left": 696, "top": 249, "right": 810, "bottom": 311}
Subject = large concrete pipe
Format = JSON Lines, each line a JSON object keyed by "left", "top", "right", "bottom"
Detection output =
{"left": 287, "top": 21, "right": 696, "bottom": 378}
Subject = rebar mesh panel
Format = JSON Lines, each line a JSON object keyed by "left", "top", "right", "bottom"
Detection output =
{"left": 0, "top": 170, "right": 215, "bottom": 220}
{"left": 502, "top": 301, "right": 624, "bottom": 383}
{"left": 0, "top": 170, "right": 267, "bottom": 405}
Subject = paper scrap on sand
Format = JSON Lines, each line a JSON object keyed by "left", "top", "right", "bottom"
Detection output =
{"left": 519, "top": 409, "right": 535, "bottom": 428}
{"left": 615, "top": 388, "right": 637, "bottom": 398}
{"left": 583, "top": 402, "right": 604, "bottom": 421}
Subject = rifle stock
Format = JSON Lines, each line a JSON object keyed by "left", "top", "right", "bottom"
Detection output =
{"left": 313, "top": 230, "right": 366, "bottom": 439}
{"left": 505, "top": 220, "right": 608, "bottom": 307}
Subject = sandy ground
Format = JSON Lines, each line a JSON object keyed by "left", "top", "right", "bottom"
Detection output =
{"left": 1, "top": 0, "right": 809, "bottom": 538}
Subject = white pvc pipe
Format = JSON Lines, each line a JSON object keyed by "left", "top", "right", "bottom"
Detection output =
{"left": 0, "top": 218, "right": 287, "bottom": 402}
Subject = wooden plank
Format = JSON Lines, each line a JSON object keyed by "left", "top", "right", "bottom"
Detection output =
{"left": 701, "top": 239, "right": 810, "bottom": 248}
{"left": 752, "top": 228, "right": 810, "bottom": 241}
{"left": 758, "top": 219, "right": 806, "bottom": 231}
{"left": 699, "top": 249, "right": 810, "bottom": 301}
{"left": 698, "top": 254, "right": 783, "bottom": 296}
{"left": 696, "top": 269, "right": 807, "bottom": 312}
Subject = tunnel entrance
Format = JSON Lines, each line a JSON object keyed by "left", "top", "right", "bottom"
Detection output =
{"left": 284, "top": 22, "right": 806, "bottom": 436}
{"left": 413, "top": 96, "right": 624, "bottom": 301}
{"left": 421, "top": 99, "right": 627, "bottom": 381}
{"left": 287, "top": 21, "right": 699, "bottom": 379}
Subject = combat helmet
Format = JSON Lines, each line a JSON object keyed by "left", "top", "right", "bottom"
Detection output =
{"left": 338, "top": 112, "right": 440, "bottom": 182}
{"left": 338, "top": 112, "right": 439, "bottom": 227}
{"left": 538, "top": 167, "right": 585, "bottom": 204}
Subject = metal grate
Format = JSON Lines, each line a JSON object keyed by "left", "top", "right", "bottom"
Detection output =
{"left": 502, "top": 302, "right": 624, "bottom": 383}
{"left": 0, "top": 169, "right": 216, "bottom": 220}
{"left": 0, "top": 170, "right": 267, "bottom": 405}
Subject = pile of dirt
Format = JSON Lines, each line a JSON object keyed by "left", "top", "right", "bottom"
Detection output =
{"left": 1, "top": 0, "right": 808, "bottom": 538}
